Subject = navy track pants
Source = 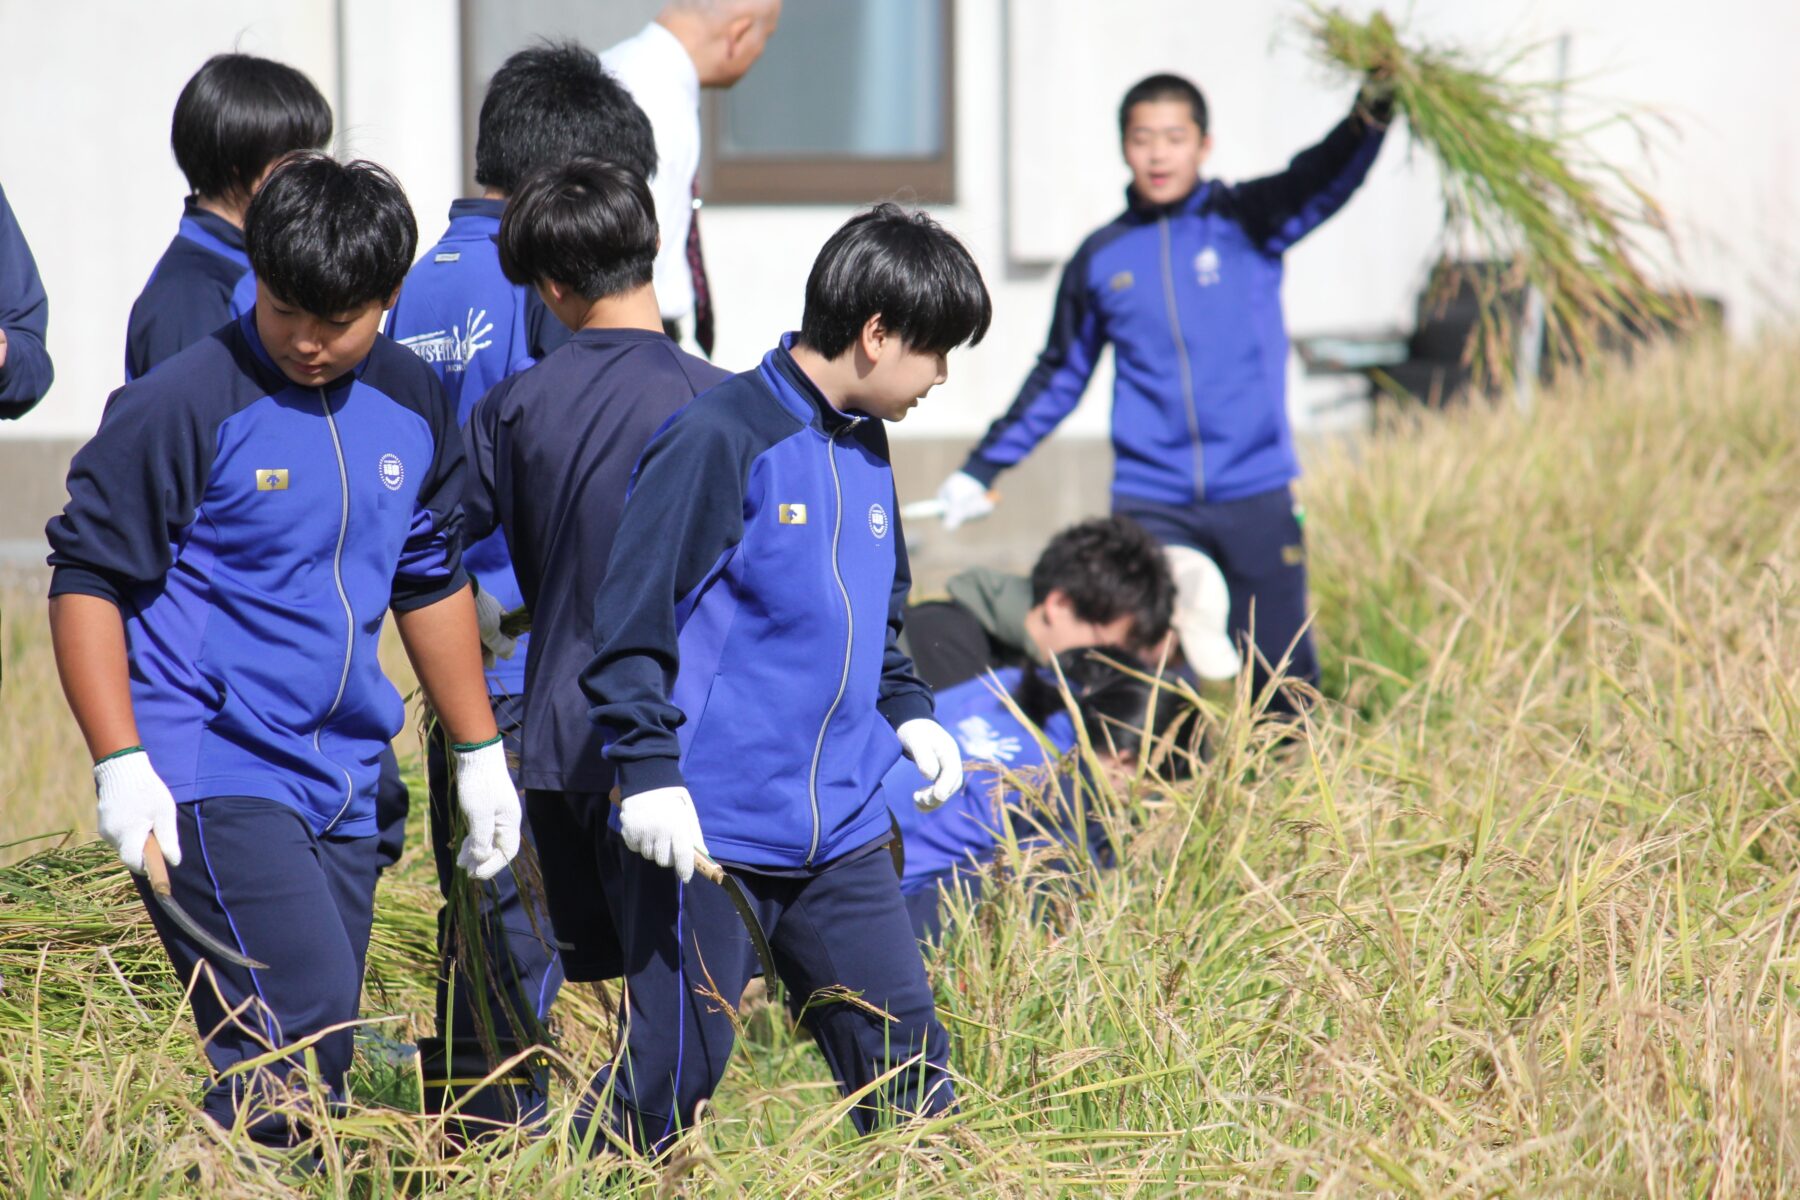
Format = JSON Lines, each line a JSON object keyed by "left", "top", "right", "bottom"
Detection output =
{"left": 1117, "top": 484, "right": 1318, "bottom": 707}
{"left": 372, "top": 745, "right": 409, "bottom": 872}
{"left": 582, "top": 830, "right": 954, "bottom": 1152}
{"left": 135, "top": 796, "right": 379, "bottom": 1147}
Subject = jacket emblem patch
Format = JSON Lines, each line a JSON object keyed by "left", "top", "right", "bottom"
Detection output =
{"left": 255, "top": 468, "right": 289, "bottom": 492}
{"left": 379, "top": 454, "right": 405, "bottom": 491}
{"left": 868, "top": 503, "right": 889, "bottom": 540}
{"left": 1109, "top": 270, "right": 1134, "bottom": 292}
{"left": 1195, "top": 246, "right": 1221, "bottom": 287}
{"left": 778, "top": 503, "right": 808, "bottom": 525}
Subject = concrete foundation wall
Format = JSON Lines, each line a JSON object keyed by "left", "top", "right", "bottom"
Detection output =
{"left": 0, "top": 436, "right": 1115, "bottom": 590}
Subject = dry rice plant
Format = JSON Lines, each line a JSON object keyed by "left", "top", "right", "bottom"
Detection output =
{"left": 1308, "top": 6, "right": 1684, "bottom": 385}
{"left": 1, "top": 332, "right": 1797, "bottom": 1195}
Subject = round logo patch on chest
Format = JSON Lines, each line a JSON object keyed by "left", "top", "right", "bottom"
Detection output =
{"left": 378, "top": 453, "right": 405, "bottom": 491}
{"left": 868, "top": 502, "right": 889, "bottom": 540}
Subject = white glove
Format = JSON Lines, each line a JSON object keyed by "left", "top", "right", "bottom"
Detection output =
{"left": 935, "top": 470, "right": 995, "bottom": 531}
{"left": 94, "top": 748, "right": 182, "bottom": 874}
{"left": 897, "top": 718, "right": 964, "bottom": 811}
{"left": 453, "top": 738, "right": 521, "bottom": 880}
{"left": 618, "top": 786, "right": 708, "bottom": 883}
{"left": 472, "top": 586, "right": 518, "bottom": 662}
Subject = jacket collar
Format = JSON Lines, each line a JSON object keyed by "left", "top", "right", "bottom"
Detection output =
{"left": 235, "top": 309, "right": 371, "bottom": 399}
{"left": 569, "top": 326, "right": 670, "bottom": 348}
{"left": 760, "top": 333, "right": 866, "bottom": 434}
{"left": 178, "top": 197, "right": 249, "bottom": 266}
{"left": 446, "top": 197, "right": 506, "bottom": 232}
{"left": 1123, "top": 178, "right": 1213, "bottom": 221}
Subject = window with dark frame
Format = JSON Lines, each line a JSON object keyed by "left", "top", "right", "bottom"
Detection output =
{"left": 701, "top": 0, "right": 956, "bottom": 205}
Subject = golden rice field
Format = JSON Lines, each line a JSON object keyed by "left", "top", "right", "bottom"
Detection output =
{"left": 0, "top": 333, "right": 1796, "bottom": 1195}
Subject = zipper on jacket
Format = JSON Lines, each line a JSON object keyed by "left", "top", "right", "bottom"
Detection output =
{"left": 805, "top": 424, "right": 857, "bottom": 866}
{"left": 1158, "top": 215, "right": 1206, "bottom": 503}
{"left": 316, "top": 388, "right": 359, "bottom": 833}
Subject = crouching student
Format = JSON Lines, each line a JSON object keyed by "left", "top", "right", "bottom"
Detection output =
{"left": 884, "top": 649, "right": 1196, "bottom": 943}
{"left": 46, "top": 155, "right": 521, "bottom": 1151}
{"left": 580, "top": 204, "right": 993, "bottom": 1151}
{"left": 455, "top": 157, "right": 729, "bottom": 1119}
{"left": 901, "top": 515, "right": 1179, "bottom": 691}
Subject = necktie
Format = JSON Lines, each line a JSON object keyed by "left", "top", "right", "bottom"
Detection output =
{"left": 686, "top": 178, "right": 714, "bottom": 358}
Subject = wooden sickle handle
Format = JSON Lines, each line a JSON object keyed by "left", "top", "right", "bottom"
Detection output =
{"left": 144, "top": 831, "right": 173, "bottom": 897}
{"left": 691, "top": 851, "right": 726, "bottom": 887}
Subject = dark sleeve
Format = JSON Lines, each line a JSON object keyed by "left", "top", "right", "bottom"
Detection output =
{"left": 124, "top": 275, "right": 233, "bottom": 383}
{"left": 581, "top": 406, "right": 751, "bottom": 797}
{"left": 878, "top": 488, "right": 935, "bottom": 726}
{"left": 525, "top": 287, "right": 573, "bottom": 361}
{"left": 45, "top": 383, "right": 216, "bottom": 602}
{"left": 901, "top": 601, "right": 996, "bottom": 692}
{"left": 0, "top": 185, "right": 53, "bottom": 416}
{"left": 391, "top": 369, "right": 470, "bottom": 611}
{"left": 1226, "top": 97, "right": 1389, "bottom": 255}
{"left": 961, "top": 242, "right": 1107, "bottom": 484}
{"left": 459, "top": 378, "right": 510, "bottom": 547}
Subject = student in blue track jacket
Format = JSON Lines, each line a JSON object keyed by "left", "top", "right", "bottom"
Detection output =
{"left": 125, "top": 54, "right": 332, "bottom": 381}
{"left": 46, "top": 157, "right": 520, "bottom": 1150}
{"left": 581, "top": 204, "right": 992, "bottom": 1150}
{"left": 455, "top": 161, "right": 729, "bottom": 1106}
{"left": 883, "top": 648, "right": 1195, "bottom": 942}
{"left": 385, "top": 42, "right": 658, "bottom": 1122}
{"left": 937, "top": 73, "right": 1393, "bottom": 710}
{"left": 120, "top": 53, "right": 415, "bottom": 877}
{"left": 0, "top": 183, "right": 53, "bottom": 417}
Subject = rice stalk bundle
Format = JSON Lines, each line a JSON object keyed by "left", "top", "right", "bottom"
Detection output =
{"left": 1308, "top": 6, "right": 1686, "bottom": 387}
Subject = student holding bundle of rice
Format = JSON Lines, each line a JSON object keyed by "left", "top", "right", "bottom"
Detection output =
{"left": 935, "top": 72, "right": 1393, "bottom": 713}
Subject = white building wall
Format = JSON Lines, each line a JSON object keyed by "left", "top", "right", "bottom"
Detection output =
{"left": 0, "top": 0, "right": 459, "bottom": 442}
{"left": 0, "top": 0, "right": 1795, "bottom": 454}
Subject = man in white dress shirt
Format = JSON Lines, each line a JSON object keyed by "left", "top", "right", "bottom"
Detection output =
{"left": 603, "top": 0, "right": 782, "bottom": 356}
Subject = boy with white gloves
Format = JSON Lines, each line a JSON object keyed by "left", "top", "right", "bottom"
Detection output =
{"left": 48, "top": 155, "right": 517, "bottom": 1149}
{"left": 580, "top": 204, "right": 991, "bottom": 1151}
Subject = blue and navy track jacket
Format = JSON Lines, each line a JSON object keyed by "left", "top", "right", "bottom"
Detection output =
{"left": 881, "top": 669, "right": 1074, "bottom": 895}
{"left": 387, "top": 199, "right": 571, "bottom": 696}
{"left": 0, "top": 183, "right": 53, "bottom": 416}
{"left": 47, "top": 313, "right": 468, "bottom": 837}
{"left": 964, "top": 101, "right": 1387, "bottom": 508}
{"left": 583, "top": 336, "right": 936, "bottom": 870}
{"left": 464, "top": 327, "right": 729, "bottom": 792}
{"left": 124, "top": 198, "right": 257, "bottom": 382}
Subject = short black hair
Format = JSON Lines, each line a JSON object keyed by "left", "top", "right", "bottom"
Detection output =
{"left": 1030, "top": 516, "right": 1175, "bottom": 653}
{"left": 1016, "top": 647, "right": 1198, "bottom": 766}
{"left": 499, "top": 159, "right": 658, "bottom": 300}
{"left": 244, "top": 154, "right": 417, "bottom": 317}
{"left": 1119, "top": 73, "right": 1209, "bottom": 139}
{"left": 798, "top": 203, "right": 992, "bottom": 359}
{"left": 171, "top": 53, "right": 333, "bottom": 200}
{"left": 475, "top": 41, "right": 657, "bottom": 195}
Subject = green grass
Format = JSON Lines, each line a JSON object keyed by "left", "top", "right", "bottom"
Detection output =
{"left": 2, "top": 333, "right": 1798, "bottom": 1195}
